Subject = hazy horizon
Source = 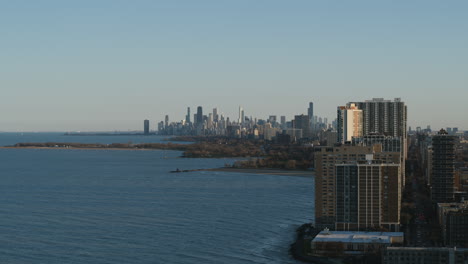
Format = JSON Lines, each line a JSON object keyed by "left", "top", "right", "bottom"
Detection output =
{"left": 1, "top": 1, "right": 467, "bottom": 131}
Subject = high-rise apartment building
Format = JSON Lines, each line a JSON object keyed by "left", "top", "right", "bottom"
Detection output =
{"left": 348, "top": 98, "right": 407, "bottom": 140}
{"left": 336, "top": 160, "right": 401, "bottom": 231}
{"left": 432, "top": 129, "right": 457, "bottom": 203}
{"left": 314, "top": 144, "right": 401, "bottom": 229}
{"left": 352, "top": 134, "right": 402, "bottom": 153}
{"left": 144, "top": 119, "right": 150, "bottom": 135}
{"left": 337, "top": 104, "right": 363, "bottom": 143}
{"left": 438, "top": 201, "right": 468, "bottom": 247}
{"left": 348, "top": 98, "right": 407, "bottom": 186}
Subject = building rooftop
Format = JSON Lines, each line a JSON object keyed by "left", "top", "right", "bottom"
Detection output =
{"left": 386, "top": 247, "right": 468, "bottom": 252}
{"left": 312, "top": 231, "right": 404, "bottom": 244}
{"left": 438, "top": 201, "right": 468, "bottom": 210}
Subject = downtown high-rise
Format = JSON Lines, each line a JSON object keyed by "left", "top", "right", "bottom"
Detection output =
{"left": 308, "top": 102, "right": 314, "bottom": 128}
{"left": 186, "top": 107, "right": 191, "bottom": 124}
{"left": 196, "top": 106, "right": 203, "bottom": 125}
{"left": 144, "top": 119, "right": 150, "bottom": 135}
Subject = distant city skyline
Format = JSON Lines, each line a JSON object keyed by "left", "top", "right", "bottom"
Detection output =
{"left": 1, "top": 1, "right": 467, "bottom": 131}
{"left": 0, "top": 98, "right": 465, "bottom": 132}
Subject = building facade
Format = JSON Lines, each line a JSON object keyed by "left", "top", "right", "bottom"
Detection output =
{"left": 383, "top": 247, "right": 468, "bottom": 264}
{"left": 337, "top": 104, "right": 363, "bottom": 143}
{"left": 336, "top": 160, "right": 401, "bottom": 231}
{"left": 308, "top": 102, "right": 314, "bottom": 128}
{"left": 432, "top": 129, "right": 457, "bottom": 203}
{"left": 438, "top": 201, "right": 468, "bottom": 247}
{"left": 311, "top": 230, "right": 404, "bottom": 257}
{"left": 144, "top": 119, "right": 149, "bottom": 135}
{"left": 294, "top": 114, "right": 310, "bottom": 139}
{"left": 348, "top": 98, "right": 407, "bottom": 140}
{"left": 348, "top": 98, "right": 407, "bottom": 162}
{"left": 196, "top": 106, "right": 203, "bottom": 125}
{"left": 314, "top": 144, "right": 401, "bottom": 229}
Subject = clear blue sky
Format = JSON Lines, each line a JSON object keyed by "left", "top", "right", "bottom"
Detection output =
{"left": 1, "top": 0, "right": 467, "bottom": 131}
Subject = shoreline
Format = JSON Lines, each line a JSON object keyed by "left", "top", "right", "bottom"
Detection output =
{"left": 204, "top": 167, "right": 314, "bottom": 177}
{"left": 0, "top": 146, "right": 157, "bottom": 151}
{"left": 0, "top": 147, "right": 315, "bottom": 177}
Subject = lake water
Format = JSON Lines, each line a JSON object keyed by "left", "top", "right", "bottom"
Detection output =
{"left": 0, "top": 133, "right": 314, "bottom": 264}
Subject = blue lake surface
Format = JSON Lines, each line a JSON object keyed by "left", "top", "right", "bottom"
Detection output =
{"left": 0, "top": 132, "right": 175, "bottom": 146}
{"left": 0, "top": 133, "right": 314, "bottom": 264}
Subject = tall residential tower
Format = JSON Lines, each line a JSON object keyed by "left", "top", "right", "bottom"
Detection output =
{"left": 337, "top": 103, "right": 363, "bottom": 143}
{"left": 431, "top": 129, "right": 456, "bottom": 203}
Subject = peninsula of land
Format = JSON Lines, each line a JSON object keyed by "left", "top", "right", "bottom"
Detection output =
{"left": 6, "top": 136, "right": 315, "bottom": 170}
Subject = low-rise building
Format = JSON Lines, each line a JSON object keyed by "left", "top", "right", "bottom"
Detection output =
{"left": 311, "top": 230, "right": 403, "bottom": 257}
{"left": 383, "top": 247, "right": 468, "bottom": 264}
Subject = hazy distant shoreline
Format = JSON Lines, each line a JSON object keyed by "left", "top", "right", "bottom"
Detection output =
{"left": 0, "top": 145, "right": 314, "bottom": 177}
{"left": 0, "top": 146, "right": 156, "bottom": 151}
{"left": 204, "top": 167, "right": 314, "bottom": 177}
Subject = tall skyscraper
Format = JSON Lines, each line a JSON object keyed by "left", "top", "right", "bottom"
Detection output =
{"left": 207, "top": 113, "right": 213, "bottom": 128}
{"left": 268, "top": 115, "right": 277, "bottom": 124}
{"left": 337, "top": 104, "right": 363, "bottom": 143}
{"left": 308, "top": 102, "right": 314, "bottom": 128}
{"left": 294, "top": 114, "right": 310, "bottom": 138}
{"left": 186, "top": 107, "right": 191, "bottom": 124}
{"left": 213, "top": 108, "right": 219, "bottom": 122}
{"left": 144, "top": 119, "right": 149, "bottom": 135}
{"left": 196, "top": 106, "right": 203, "bottom": 125}
{"left": 165, "top": 115, "right": 169, "bottom": 128}
{"left": 431, "top": 129, "right": 456, "bottom": 203}
{"left": 238, "top": 106, "right": 244, "bottom": 126}
{"left": 280, "top": 116, "right": 286, "bottom": 127}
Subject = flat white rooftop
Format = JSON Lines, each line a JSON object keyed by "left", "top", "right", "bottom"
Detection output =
{"left": 386, "top": 247, "right": 468, "bottom": 252}
{"left": 312, "top": 231, "right": 404, "bottom": 244}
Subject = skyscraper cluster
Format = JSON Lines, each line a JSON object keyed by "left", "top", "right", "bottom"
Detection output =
{"left": 155, "top": 103, "right": 333, "bottom": 141}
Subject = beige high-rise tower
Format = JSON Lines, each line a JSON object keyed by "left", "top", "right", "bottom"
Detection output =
{"left": 337, "top": 104, "right": 363, "bottom": 143}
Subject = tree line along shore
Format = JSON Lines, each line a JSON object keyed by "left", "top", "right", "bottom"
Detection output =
{"left": 8, "top": 136, "right": 315, "bottom": 170}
